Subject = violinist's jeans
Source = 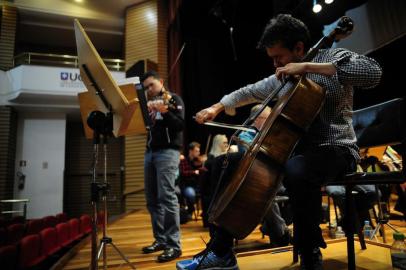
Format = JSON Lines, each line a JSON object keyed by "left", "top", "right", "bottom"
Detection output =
{"left": 283, "top": 145, "right": 356, "bottom": 252}
{"left": 144, "top": 149, "right": 181, "bottom": 250}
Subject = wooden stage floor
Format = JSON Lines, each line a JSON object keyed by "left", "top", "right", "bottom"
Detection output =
{"left": 62, "top": 209, "right": 406, "bottom": 270}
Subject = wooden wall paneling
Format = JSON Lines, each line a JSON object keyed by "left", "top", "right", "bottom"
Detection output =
{"left": 64, "top": 121, "right": 124, "bottom": 218}
{"left": 124, "top": 134, "right": 146, "bottom": 211}
{"left": 0, "top": 106, "right": 17, "bottom": 209}
{"left": 124, "top": 0, "right": 169, "bottom": 211}
{"left": 0, "top": 5, "right": 17, "bottom": 70}
{"left": 125, "top": 1, "right": 158, "bottom": 71}
{"left": 157, "top": 0, "right": 168, "bottom": 78}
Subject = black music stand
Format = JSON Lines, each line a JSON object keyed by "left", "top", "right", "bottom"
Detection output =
{"left": 74, "top": 19, "right": 150, "bottom": 270}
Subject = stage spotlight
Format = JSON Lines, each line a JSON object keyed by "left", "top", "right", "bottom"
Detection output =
{"left": 325, "top": 0, "right": 334, "bottom": 4}
{"left": 313, "top": 3, "right": 322, "bottom": 13}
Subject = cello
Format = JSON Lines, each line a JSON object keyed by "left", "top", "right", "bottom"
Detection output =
{"left": 207, "top": 16, "right": 354, "bottom": 239}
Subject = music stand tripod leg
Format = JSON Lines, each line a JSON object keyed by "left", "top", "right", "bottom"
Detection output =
{"left": 87, "top": 112, "right": 136, "bottom": 270}
{"left": 97, "top": 240, "right": 106, "bottom": 260}
{"left": 89, "top": 132, "right": 101, "bottom": 270}
{"left": 369, "top": 184, "right": 398, "bottom": 243}
{"left": 96, "top": 236, "right": 136, "bottom": 270}
{"left": 386, "top": 222, "right": 399, "bottom": 232}
{"left": 110, "top": 241, "right": 136, "bottom": 269}
{"left": 97, "top": 134, "right": 136, "bottom": 269}
{"left": 370, "top": 222, "right": 381, "bottom": 240}
{"left": 370, "top": 218, "right": 398, "bottom": 243}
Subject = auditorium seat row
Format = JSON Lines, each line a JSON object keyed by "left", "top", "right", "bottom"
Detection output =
{"left": 0, "top": 212, "right": 68, "bottom": 229}
{"left": 0, "top": 213, "right": 69, "bottom": 247}
{"left": 0, "top": 214, "right": 91, "bottom": 270}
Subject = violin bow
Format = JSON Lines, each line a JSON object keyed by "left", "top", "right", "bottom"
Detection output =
{"left": 163, "top": 42, "right": 186, "bottom": 89}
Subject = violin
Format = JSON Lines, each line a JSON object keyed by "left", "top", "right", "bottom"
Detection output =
{"left": 161, "top": 89, "right": 177, "bottom": 110}
{"left": 193, "top": 154, "right": 208, "bottom": 168}
{"left": 147, "top": 88, "right": 178, "bottom": 118}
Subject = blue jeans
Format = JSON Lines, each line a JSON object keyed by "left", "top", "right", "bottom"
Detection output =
{"left": 182, "top": 186, "right": 196, "bottom": 213}
{"left": 144, "top": 149, "right": 181, "bottom": 250}
{"left": 326, "top": 184, "right": 377, "bottom": 231}
{"left": 262, "top": 200, "right": 289, "bottom": 242}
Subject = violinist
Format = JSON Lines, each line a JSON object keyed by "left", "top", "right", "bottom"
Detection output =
{"left": 176, "top": 14, "right": 382, "bottom": 270}
{"left": 141, "top": 70, "right": 184, "bottom": 262}
{"left": 179, "top": 142, "right": 205, "bottom": 219}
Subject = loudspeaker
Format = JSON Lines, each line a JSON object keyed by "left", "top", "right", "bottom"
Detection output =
{"left": 126, "top": 59, "right": 158, "bottom": 78}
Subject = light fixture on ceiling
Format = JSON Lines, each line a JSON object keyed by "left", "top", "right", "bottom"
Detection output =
{"left": 74, "top": 0, "right": 83, "bottom": 3}
{"left": 325, "top": 0, "right": 334, "bottom": 4}
{"left": 312, "top": 0, "right": 322, "bottom": 13}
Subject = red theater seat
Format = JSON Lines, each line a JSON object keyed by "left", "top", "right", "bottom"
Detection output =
{"left": 42, "top": 215, "right": 58, "bottom": 228}
{"left": 40, "top": 227, "right": 61, "bottom": 257}
{"left": 26, "top": 218, "right": 44, "bottom": 235}
{"left": 80, "top": 214, "right": 92, "bottom": 234}
{"left": 19, "top": 234, "right": 46, "bottom": 269}
{"left": 56, "top": 222, "right": 72, "bottom": 248}
{"left": 68, "top": 218, "right": 82, "bottom": 241}
{"left": 6, "top": 223, "right": 25, "bottom": 245}
{"left": 55, "top": 212, "right": 68, "bottom": 224}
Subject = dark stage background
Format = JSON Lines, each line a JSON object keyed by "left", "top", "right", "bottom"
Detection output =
{"left": 173, "top": 0, "right": 405, "bottom": 152}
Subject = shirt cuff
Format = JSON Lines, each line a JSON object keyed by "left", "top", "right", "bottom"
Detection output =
{"left": 220, "top": 96, "right": 236, "bottom": 116}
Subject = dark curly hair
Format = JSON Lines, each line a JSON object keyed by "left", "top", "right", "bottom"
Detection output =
{"left": 257, "top": 14, "right": 311, "bottom": 52}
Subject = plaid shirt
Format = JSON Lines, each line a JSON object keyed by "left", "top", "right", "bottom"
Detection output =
{"left": 220, "top": 48, "right": 382, "bottom": 161}
{"left": 179, "top": 157, "right": 199, "bottom": 187}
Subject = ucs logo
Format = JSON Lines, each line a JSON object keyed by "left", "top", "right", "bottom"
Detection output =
{"left": 60, "top": 72, "right": 82, "bottom": 81}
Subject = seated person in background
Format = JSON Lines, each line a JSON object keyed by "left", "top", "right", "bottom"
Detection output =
{"left": 236, "top": 104, "right": 291, "bottom": 247}
{"left": 382, "top": 146, "right": 406, "bottom": 218}
{"left": 326, "top": 152, "right": 389, "bottom": 233}
{"left": 325, "top": 170, "right": 376, "bottom": 233}
{"left": 395, "top": 183, "right": 406, "bottom": 219}
{"left": 199, "top": 105, "right": 291, "bottom": 248}
{"left": 200, "top": 134, "right": 229, "bottom": 226}
{"left": 208, "top": 134, "right": 229, "bottom": 159}
{"left": 179, "top": 142, "right": 203, "bottom": 218}
{"left": 236, "top": 104, "right": 271, "bottom": 152}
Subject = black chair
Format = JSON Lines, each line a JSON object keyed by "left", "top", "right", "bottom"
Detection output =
{"left": 325, "top": 98, "right": 405, "bottom": 270}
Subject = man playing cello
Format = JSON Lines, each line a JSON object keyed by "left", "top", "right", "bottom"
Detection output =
{"left": 176, "top": 14, "right": 382, "bottom": 270}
